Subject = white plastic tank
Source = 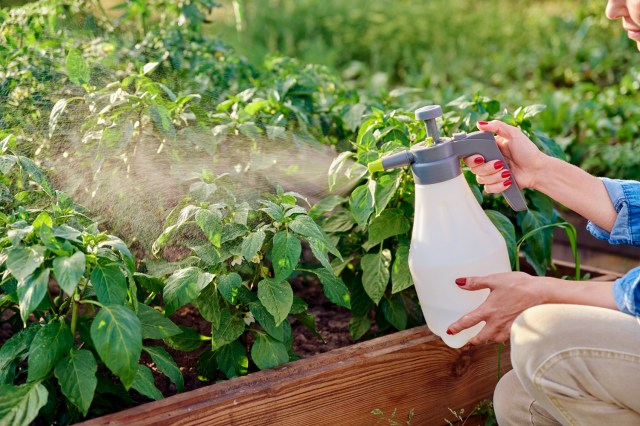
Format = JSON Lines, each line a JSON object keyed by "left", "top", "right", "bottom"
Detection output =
{"left": 408, "top": 173, "right": 511, "bottom": 348}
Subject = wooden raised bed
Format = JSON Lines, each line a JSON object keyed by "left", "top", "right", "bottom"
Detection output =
{"left": 80, "top": 261, "right": 620, "bottom": 426}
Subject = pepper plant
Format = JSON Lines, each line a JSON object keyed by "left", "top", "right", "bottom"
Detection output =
{"left": 0, "top": 136, "right": 183, "bottom": 424}
{"left": 151, "top": 170, "right": 350, "bottom": 379}
{"left": 318, "top": 95, "right": 569, "bottom": 339}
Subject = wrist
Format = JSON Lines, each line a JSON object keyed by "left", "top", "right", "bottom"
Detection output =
{"left": 528, "top": 152, "right": 553, "bottom": 192}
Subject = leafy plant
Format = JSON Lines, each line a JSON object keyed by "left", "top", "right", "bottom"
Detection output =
{"left": 0, "top": 139, "right": 182, "bottom": 423}
{"left": 371, "top": 407, "right": 415, "bottom": 425}
{"left": 319, "top": 96, "right": 570, "bottom": 339}
{"left": 149, "top": 171, "right": 350, "bottom": 379}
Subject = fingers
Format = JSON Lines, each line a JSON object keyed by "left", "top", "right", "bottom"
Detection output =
{"left": 477, "top": 120, "right": 517, "bottom": 139}
{"left": 468, "top": 327, "right": 510, "bottom": 346}
{"left": 454, "top": 276, "right": 492, "bottom": 291}
{"left": 462, "top": 156, "right": 512, "bottom": 193}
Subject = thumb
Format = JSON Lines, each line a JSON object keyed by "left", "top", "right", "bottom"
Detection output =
{"left": 477, "top": 120, "right": 515, "bottom": 139}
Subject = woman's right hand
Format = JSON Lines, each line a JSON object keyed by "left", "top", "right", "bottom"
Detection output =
{"left": 463, "top": 120, "right": 548, "bottom": 193}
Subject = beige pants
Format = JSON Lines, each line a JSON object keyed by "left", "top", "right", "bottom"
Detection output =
{"left": 494, "top": 304, "right": 640, "bottom": 426}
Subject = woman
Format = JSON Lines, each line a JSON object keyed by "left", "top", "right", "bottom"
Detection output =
{"left": 448, "top": 1, "right": 640, "bottom": 424}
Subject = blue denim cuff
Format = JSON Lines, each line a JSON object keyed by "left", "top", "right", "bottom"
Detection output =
{"left": 612, "top": 266, "right": 640, "bottom": 316}
{"left": 586, "top": 178, "right": 640, "bottom": 247}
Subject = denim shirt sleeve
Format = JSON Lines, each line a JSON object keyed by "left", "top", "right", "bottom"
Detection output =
{"left": 586, "top": 178, "right": 640, "bottom": 247}
{"left": 613, "top": 267, "right": 640, "bottom": 316}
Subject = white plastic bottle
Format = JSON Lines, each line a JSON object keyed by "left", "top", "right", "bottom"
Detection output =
{"left": 368, "top": 105, "right": 527, "bottom": 348}
{"left": 408, "top": 174, "right": 511, "bottom": 348}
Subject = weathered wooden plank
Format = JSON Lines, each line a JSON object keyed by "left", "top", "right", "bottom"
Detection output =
{"left": 81, "top": 326, "right": 510, "bottom": 426}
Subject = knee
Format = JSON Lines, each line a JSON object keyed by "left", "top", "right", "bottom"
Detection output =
{"left": 494, "top": 370, "right": 525, "bottom": 426}
{"left": 510, "top": 305, "right": 568, "bottom": 381}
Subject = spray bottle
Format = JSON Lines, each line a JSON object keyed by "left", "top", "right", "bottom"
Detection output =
{"left": 368, "top": 105, "right": 527, "bottom": 348}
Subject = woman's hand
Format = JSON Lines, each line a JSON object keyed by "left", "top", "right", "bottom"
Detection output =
{"left": 463, "top": 121, "right": 548, "bottom": 193}
{"left": 446, "top": 272, "right": 550, "bottom": 345}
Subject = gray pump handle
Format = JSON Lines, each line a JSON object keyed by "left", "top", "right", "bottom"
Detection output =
{"left": 453, "top": 131, "right": 528, "bottom": 211}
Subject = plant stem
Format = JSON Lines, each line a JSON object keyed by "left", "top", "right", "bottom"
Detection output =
{"left": 70, "top": 293, "right": 79, "bottom": 338}
{"left": 144, "top": 291, "right": 157, "bottom": 305}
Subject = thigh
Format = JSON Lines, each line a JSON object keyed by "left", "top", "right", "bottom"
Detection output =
{"left": 511, "top": 304, "right": 640, "bottom": 424}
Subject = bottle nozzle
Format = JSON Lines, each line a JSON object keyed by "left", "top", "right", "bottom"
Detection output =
{"left": 368, "top": 151, "right": 415, "bottom": 173}
{"left": 367, "top": 159, "right": 384, "bottom": 173}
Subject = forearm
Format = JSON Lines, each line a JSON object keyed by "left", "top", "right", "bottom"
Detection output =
{"left": 532, "top": 156, "right": 617, "bottom": 232}
{"left": 540, "top": 277, "right": 618, "bottom": 310}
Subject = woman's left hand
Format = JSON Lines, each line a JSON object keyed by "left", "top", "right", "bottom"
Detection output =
{"left": 447, "top": 272, "right": 550, "bottom": 345}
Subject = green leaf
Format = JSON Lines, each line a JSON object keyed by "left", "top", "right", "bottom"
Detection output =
{"left": 349, "top": 183, "right": 374, "bottom": 228}
{"left": 0, "top": 382, "right": 48, "bottom": 426}
{"left": 216, "top": 340, "right": 248, "bottom": 379}
{"left": 91, "top": 262, "right": 127, "bottom": 305}
{"left": 137, "top": 304, "right": 181, "bottom": 340}
{"left": 28, "top": 322, "right": 73, "bottom": 382}
{"left": 211, "top": 308, "right": 245, "bottom": 350}
{"left": 143, "top": 347, "right": 184, "bottom": 393}
{"left": 288, "top": 214, "right": 340, "bottom": 258}
{"left": 163, "top": 267, "right": 214, "bottom": 315}
{"left": 349, "top": 315, "right": 371, "bottom": 340}
{"left": 533, "top": 130, "right": 565, "bottom": 159}
{"left": 195, "top": 209, "right": 222, "bottom": 248}
{"left": 6, "top": 246, "right": 45, "bottom": 282}
{"left": 0, "top": 325, "right": 40, "bottom": 385}
{"left": 49, "top": 99, "right": 68, "bottom": 138}
{"left": 131, "top": 365, "right": 163, "bottom": 401}
{"left": 241, "top": 230, "right": 266, "bottom": 263}
{"left": 308, "top": 195, "right": 346, "bottom": 219}
{"left": 150, "top": 104, "right": 176, "bottom": 139}
{"left": 54, "top": 349, "right": 97, "bottom": 416}
{"left": 391, "top": 241, "right": 413, "bottom": 293}
{"left": 485, "top": 210, "right": 517, "bottom": 267}
{"left": 53, "top": 251, "right": 86, "bottom": 295}
{"left": 251, "top": 334, "right": 289, "bottom": 370}
{"left": 321, "top": 211, "right": 355, "bottom": 233}
{"left": 216, "top": 272, "right": 243, "bottom": 304}
{"left": 134, "top": 273, "right": 165, "bottom": 293}
{"left": 271, "top": 231, "right": 301, "bottom": 280}
{"left": 17, "top": 268, "right": 50, "bottom": 324}
{"left": 259, "top": 201, "right": 285, "bottom": 222}
{"left": 361, "top": 250, "right": 391, "bottom": 305}
{"left": 65, "top": 50, "right": 90, "bottom": 85}
{"left": 193, "top": 284, "right": 221, "bottom": 327}
{"left": 32, "top": 212, "right": 53, "bottom": 231}
{"left": 91, "top": 305, "right": 142, "bottom": 389}
{"left": 381, "top": 295, "right": 408, "bottom": 330}
{"left": 307, "top": 237, "right": 333, "bottom": 272}
{"left": 17, "top": 156, "right": 52, "bottom": 195}
{"left": 367, "top": 209, "right": 410, "bottom": 247}
{"left": 0, "top": 154, "right": 18, "bottom": 175}
{"left": 195, "top": 349, "right": 218, "bottom": 381}
{"left": 373, "top": 170, "right": 402, "bottom": 214}
{"left": 164, "top": 326, "right": 204, "bottom": 352}
{"left": 257, "top": 278, "right": 293, "bottom": 326}
{"left": 313, "top": 268, "right": 351, "bottom": 309}
{"left": 99, "top": 237, "right": 135, "bottom": 273}
{"left": 249, "top": 301, "right": 292, "bottom": 342}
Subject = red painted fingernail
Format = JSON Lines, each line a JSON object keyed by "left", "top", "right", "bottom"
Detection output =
{"left": 446, "top": 329, "right": 453, "bottom": 335}
{"left": 455, "top": 278, "right": 466, "bottom": 286}
{"left": 474, "top": 157, "right": 484, "bottom": 164}
{"left": 494, "top": 160, "right": 504, "bottom": 170}
{"left": 501, "top": 170, "right": 511, "bottom": 178}
{"left": 504, "top": 179, "right": 513, "bottom": 187}
{"left": 477, "top": 121, "right": 488, "bottom": 125}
